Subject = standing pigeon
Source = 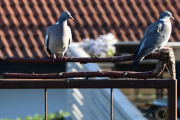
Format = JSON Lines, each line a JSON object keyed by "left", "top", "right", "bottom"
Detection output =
{"left": 44, "top": 11, "right": 74, "bottom": 61}
{"left": 130, "top": 11, "right": 174, "bottom": 70}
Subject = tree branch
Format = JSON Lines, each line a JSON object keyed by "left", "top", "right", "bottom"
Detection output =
{"left": 3, "top": 53, "right": 161, "bottom": 64}
{"left": 2, "top": 47, "right": 175, "bottom": 79}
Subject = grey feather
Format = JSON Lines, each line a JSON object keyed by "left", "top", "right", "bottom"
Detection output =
{"left": 130, "top": 11, "right": 173, "bottom": 70}
{"left": 44, "top": 11, "right": 73, "bottom": 57}
{"left": 133, "top": 22, "right": 158, "bottom": 57}
{"left": 44, "top": 28, "right": 51, "bottom": 55}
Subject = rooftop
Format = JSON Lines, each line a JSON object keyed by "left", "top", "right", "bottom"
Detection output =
{"left": 0, "top": 0, "right": 179, "bottom": 58}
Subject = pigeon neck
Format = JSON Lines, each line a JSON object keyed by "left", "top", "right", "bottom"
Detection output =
{"left": 56, "top": 20, "right": 67, "bottom": 25}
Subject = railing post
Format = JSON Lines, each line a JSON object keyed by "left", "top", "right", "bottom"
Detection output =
{"left": 168, "top": 80, "right": 177, "bottom": 120}
{"left": 45, "top": 88, "right": 47, "bottom": 120}
{"left": 168, "top": 47, "right": 176, "bottom": 80}
{"left": 111, "top": 88, "right": 113, "bottom": 120}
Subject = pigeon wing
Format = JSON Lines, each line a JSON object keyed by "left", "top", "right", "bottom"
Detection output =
{"left": 130, "top": 22, "right": 162, "bottom": 70}
{"left": 44, "top": 28, "right": 52, "bottom": 55}
{"left": 133, "top": 22, "right": 158, "bottom": 57}
{"left": 67, "top": 26, "right": 72, "bottom": 49}
{"left": 136, "top": 22, "right": 162, "bottom": 56}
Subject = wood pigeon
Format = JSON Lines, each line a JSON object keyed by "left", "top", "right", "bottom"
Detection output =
{"left": 130, "top": 11, "right": 174, "bottom": 70}
{"left": 44, "top": 11, "right": 73, "bottom": 61}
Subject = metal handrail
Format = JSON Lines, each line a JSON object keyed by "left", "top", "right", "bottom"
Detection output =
{"left": 0, "top": 46, "right": 177, "bottom": 120}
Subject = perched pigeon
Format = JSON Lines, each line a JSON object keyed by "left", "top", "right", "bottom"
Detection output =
{"left": 130, "top": 11, "right": 174, "bottom": 70}
{"left": 44, "top": 11, "right": 74, "bottom": 61}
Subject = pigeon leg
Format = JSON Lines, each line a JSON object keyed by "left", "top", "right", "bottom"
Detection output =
{"left": 60, "top": 55, "right": 67, "bottom": 63}
{"left": 52, "top": 54, "right": 56, "bottom": 62}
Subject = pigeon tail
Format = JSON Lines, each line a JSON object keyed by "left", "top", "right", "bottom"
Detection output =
{"left": 130, "top": 47, "right": 157, "bottom": 71}
{"left": 129, "top": 58, "right": 142, "bottom": 71}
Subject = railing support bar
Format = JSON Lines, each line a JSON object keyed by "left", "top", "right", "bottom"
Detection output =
{"left": 168, "top": 80, "right": 177, "bottom": 120}
{"left": 45, "top": 88, "right": 47, "bottom": 120}
{"left": 111, "top": 88, "right": 113, "bottom": 120}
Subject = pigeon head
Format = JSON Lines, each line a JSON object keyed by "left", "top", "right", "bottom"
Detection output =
{"left": 58, "top": 11, "right": 74, "bottom": 22}
{"left": 159, "top": 11, "right": 174, "bottom": 21}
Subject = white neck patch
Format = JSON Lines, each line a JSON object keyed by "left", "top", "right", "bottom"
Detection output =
{"left": 56, "top": 21, "right": 59, "bottom": 25}
{"left": 159, "top": 18, "right": 168, "bottom": 22}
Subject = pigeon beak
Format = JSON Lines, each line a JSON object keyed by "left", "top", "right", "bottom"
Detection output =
{"left": 70, "top": 16, "right": 74, "bottom": 21}
{"left": 171, "top": 16, "right": 174, "bottom": 20}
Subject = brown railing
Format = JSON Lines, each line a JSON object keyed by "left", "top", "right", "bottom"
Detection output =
{"left": 0, "top": 47, "right": 177, "bottom": 120}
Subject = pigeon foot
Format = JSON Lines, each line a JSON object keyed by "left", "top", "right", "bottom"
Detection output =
{"left": 52, "top": 54, "right": 56, "bottom": 63}
{"left": 60, "top": 55, "right": 67, "bottom": 62}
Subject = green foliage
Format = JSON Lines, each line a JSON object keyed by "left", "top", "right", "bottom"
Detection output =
{"left": 0, "top": 119, "right": 11, "bottom": 120}
{"left": 0, "top": 110, "right": 70, "bottom": 120}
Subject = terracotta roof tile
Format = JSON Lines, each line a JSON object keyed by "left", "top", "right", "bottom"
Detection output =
{"left": 0, "top": 0, "right": 180, "bottom": 58}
